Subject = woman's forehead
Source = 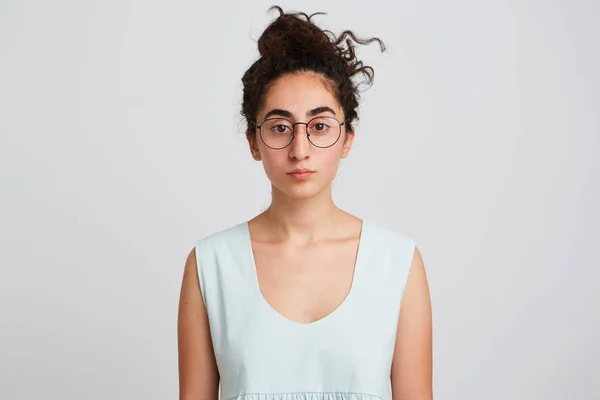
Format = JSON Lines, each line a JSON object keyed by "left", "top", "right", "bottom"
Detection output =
{"left": 261, "top": 73, "right": 342, "bottom": 118}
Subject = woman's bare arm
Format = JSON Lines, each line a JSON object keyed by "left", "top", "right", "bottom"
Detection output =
{"left": 391, "top": 247, "right": 433, "bottom": 400}
{"left": 178, "top": 248, "right": 219, "bottom": 400}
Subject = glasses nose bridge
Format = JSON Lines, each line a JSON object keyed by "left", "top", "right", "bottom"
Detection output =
{"left": 288, "top": 121, "right": 311, "bottom": 152}
{"left": 291, "top": 121, "right": 310, "bottom": 136}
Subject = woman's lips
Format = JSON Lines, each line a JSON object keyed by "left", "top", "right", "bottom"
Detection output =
{"left": 288, "top": 171, "right": 315, "bottom": 180}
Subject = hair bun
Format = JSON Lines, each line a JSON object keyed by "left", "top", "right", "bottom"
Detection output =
{"left": 257, "top": 8, "right": 335, "bottom": 59}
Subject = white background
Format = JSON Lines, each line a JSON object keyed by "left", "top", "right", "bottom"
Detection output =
{"left": 1, "top": 0, "right": 598, "bottom": 399}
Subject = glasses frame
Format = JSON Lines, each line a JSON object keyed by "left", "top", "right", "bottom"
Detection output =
{"left": 252, "top": 116, "right": 350, "bottom": 150}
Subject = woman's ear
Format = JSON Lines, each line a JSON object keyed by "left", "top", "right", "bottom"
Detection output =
{"left": 340, "top": 126, "right": 355, "bottom": 159}
{"left": 247, "top": 133, "right": 262, "bottom": 161}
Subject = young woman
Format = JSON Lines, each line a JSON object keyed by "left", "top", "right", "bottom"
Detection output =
{"left": 178, "top": 6, "right": 433, "bottom": 400}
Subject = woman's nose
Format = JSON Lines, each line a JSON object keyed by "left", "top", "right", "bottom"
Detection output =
{"left": 288, "top": 124, "right": 311, "bottom": 159}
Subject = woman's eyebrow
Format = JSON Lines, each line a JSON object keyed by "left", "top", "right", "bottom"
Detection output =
{"left": 263, "top": 106, "right": 337, "bottom": 120}
{"left": 263, "top": 109, "right": 292, "bottom": 119}
{"left": 307, "top": 106, "right": 336, "bottom": 117}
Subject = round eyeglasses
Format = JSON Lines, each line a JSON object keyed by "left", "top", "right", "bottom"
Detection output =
{"left": 252, "top": 116, "right": 348, "bottom": 149}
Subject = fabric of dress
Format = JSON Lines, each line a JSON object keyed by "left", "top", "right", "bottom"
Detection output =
{"left": 194, "top": 219, "right": 416, "bottom": 400}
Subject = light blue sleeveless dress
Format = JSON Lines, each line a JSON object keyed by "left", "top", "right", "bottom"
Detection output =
{"left": 194, "top": 219, "right": 416, "bottom": 400}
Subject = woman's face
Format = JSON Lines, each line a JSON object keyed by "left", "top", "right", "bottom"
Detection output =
{"left": 248, "top": 71, "right": 354, "bottom": 200}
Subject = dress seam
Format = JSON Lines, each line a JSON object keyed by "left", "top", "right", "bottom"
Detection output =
{"left": 226, "top": 392, "right": 384, "bottom": 400}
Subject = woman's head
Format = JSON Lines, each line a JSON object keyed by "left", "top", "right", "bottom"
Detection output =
{"left": 241, "top": 6, "right": 384, "bottom": 199}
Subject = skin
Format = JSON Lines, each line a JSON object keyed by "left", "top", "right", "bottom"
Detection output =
{"left": 177, "top": 71, "right": 433, "bottom": 400}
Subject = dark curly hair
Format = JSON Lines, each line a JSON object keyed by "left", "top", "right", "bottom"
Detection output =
{"left": 241, "top": 5, "right": 385, "bottom": 139}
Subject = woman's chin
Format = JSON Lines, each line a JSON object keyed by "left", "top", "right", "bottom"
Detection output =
{"left": 276, "top": 183, "right": 329, "bottom": 200}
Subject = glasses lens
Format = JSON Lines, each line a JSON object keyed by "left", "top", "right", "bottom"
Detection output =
{"left": 260, "top": 118, "right": 293, "bottom": 149}
{"left": 307, "top": 117, "right": 341, "bottom": 148}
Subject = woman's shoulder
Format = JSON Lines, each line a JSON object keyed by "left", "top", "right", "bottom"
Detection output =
{"left": 193, "top": 219, "right": 248, "bottom": 252}
{"left": 363, "top": 218, "right": 416, "bottom": 248}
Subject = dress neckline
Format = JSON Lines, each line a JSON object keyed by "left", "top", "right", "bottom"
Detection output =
{"left": 243, "top": 219, "right": 367, "bottom": 327}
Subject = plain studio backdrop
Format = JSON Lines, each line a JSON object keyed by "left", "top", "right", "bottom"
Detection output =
{"left": 1, "top": 0, "right": 598, "bottom": 399}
